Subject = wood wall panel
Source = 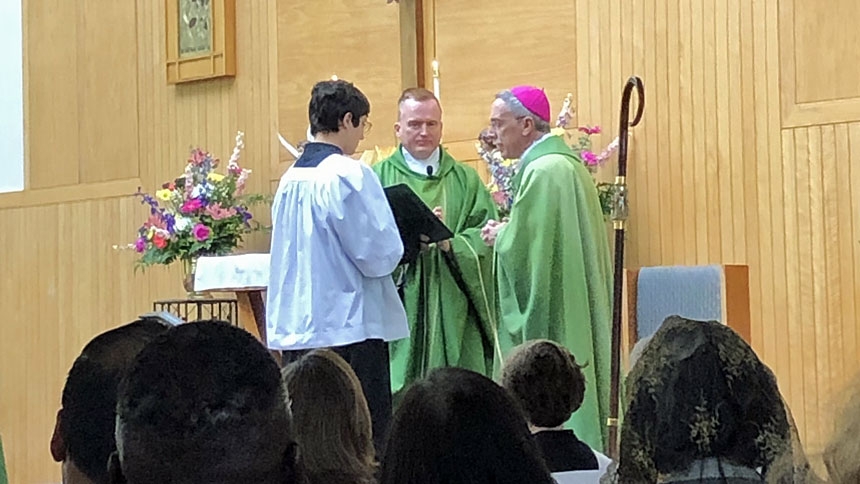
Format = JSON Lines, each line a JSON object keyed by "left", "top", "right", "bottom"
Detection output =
{"left": 26, "top": 0, "right": 79, "bottom": 189}
{"left": 779, "top": 0, "right": 860, "bottom": 127}
{"left": 77, "top": 0, "right": 140, "bottom": 184}
{"left": 431, "top": 0, "right": 576, "bottom": 144}
{"left": 276, "top": 0, "right": 403, "bottom": 174}
{"left": 793, "top": 0, "right": 860, "bottom": 104}
{"left": 25, "top": 0, "right": 141, "bottom": 189}
{"left": 567, "top": 0, "right": 860, "bottom": 459}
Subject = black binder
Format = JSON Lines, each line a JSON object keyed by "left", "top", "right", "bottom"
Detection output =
{"left": 384, "top": 184, "right": 453, "bottom": 264}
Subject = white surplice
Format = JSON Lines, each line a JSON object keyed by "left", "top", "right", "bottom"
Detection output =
{"left": 266, "top": 143, "right": 409, "bottom": 350}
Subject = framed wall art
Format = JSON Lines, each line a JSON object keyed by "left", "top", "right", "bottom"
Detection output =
{"left": 165, "top": 0, "right": 236, "bottom": 84}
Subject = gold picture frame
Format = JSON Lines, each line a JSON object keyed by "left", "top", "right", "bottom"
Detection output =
{"left": 165, "top": 0, "right": 236, "bottom": 84}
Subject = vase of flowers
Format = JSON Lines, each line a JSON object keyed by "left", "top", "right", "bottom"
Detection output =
{"left": 133, "top": 131, "right": 254, "bottom": 296}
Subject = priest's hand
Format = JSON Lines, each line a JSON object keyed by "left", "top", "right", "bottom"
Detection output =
{"left": 481, "top": 219, "right": 507, "bottom": 246}
{"left": 420, "top": 234, "right": 451, "bottom": 252}
{"left": 419, "top": 234, "right": 431, "bottom": 253}
{"left": 433, "top": 206, "right": 444, "bottom": 222}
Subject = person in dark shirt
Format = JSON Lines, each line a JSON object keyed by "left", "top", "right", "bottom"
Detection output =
{"left": 502, "top": 339, "right": 601, "bottom": 472}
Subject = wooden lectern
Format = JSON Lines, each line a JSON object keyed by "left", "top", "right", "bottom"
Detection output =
{"left": 193, "top": 254, "right": 270, "bottom": 344}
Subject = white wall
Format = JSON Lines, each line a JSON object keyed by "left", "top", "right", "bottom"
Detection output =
{"left": 0, "top": 0, "right": 23, "bottom": 193}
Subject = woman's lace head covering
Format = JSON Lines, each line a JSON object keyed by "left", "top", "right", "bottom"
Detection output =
{"left": 616, "top": 316, "right": 791, "bottom": 483}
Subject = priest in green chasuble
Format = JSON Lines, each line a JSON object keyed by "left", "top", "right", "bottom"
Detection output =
{"left": 481, "top": 85, "right": 613, "bottom": 451}
{"left": 373, "top": 88, "right": 499, "bottom": 396}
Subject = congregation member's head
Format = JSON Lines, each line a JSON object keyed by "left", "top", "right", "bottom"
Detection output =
{"left": 488, "top": 85, "right": 552, "bottom": 160}
{"left": 282, "top": 349, "right": 376, "bottom": 484}
{"left": 616, "top": 316, "right": 791, "bottom": 483}
{"left": 502, "top": 339, "right": 586, "bottom": 432}
{"left": 395, "top": 87, "right": 443, "bottom": 160}
{"left": 108, "top": 320, "right": 298, "bottom": 484}
{"left": 308, "top": 79, "right": 371, "bottom": 155}
{"left": 50, "top": 319, "right": 170, "bottom": 484}
{"left": 379, "top": 367, "right": 554, "bottom": 484}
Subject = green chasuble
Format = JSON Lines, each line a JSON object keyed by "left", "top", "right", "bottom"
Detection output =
{"left": 494, "top": 134, "right": 613, "bottom": 451}
{"left": 0, "top": 433, "right": 7, "bottom": 484}
{"left": 374, "top": 146, "right": 499, "bottom": 396}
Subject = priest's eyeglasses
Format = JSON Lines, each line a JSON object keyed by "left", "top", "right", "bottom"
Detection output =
{"left": 363, "top": 120, "right": 373, "bottom": 135}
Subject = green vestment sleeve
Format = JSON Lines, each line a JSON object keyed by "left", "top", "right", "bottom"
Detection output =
{"left": 0, "top": 434, "right": 8, "bottom": 484}
{"left": 494, "top": 135, "right": 613, "bottom": 451}
{"left": 373, "top": 147, "right": 499, "bottom": 396}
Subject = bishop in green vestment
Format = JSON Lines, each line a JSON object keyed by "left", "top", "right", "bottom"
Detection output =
{"left": 373, "top": 88, "right": 499, "bottom": 396}
{"left": 483, "top": 86, "right": 613, "bottom": 451}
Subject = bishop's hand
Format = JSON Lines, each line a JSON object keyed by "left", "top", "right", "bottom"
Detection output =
{"left": 481, "top": 219, "right": 507, "bottom": 246}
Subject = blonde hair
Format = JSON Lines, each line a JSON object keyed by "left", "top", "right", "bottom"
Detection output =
{"left": 282, "top": 349, "right": 376, "bottom": 484}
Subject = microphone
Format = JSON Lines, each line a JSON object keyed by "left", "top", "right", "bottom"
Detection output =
{"left": 426, "top": 165, "right": 434, "bottom": 178}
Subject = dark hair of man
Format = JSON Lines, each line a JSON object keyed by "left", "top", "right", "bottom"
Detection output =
{"left": 501, "top": 339, "right": 587, "bottom": 428}
{"left": 397, "top": 87, "right": 441, "bottom": 111}
{"left": 309, "top": 80, "right": 370, "bottom": 136}
{"left": 113, "top": 320, "right": 297, "bottom": 484}
{"left": 379, "top": 367, "right": 555, "bottom": 484}
{"left": 282, "top": 349, "right": 376, "bottom": 484}
{"left": 59, "top": 319, "right": 170, "bottom": 483}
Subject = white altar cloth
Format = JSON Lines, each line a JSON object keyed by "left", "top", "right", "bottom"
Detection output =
{"left": 194, "top": 253, "right": 270, "bottom": 291}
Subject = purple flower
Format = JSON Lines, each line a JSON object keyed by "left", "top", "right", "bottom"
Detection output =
{"left": 193, "top": 223, "right": 211, "bottom": 242}
{"left": 163, "top": 213, "right": 176, "bottom": 234}
{"left": 134, "top": 237, "right": 147, "bottom": 253}
{"left": 582, "top": 150, "right": 599, "bottom": 166}
{"left": 136, "top": 189, "right": 162, "bottom": 216}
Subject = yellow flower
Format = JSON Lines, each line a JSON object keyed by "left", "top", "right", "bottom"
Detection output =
{"left": 551, "top": 127, "right": 567, "bottom": 137}
{"left": 146, "top": 226, "right": 156, "bottom": 240}
{"left": 207, "top": 172, "right": 225, "bottom": 182}
{"left": 155, "top": 189, "right": 172, "bottom": 201}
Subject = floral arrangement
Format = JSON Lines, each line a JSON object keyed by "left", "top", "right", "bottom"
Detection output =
{"left": 477, "top": 93, "right": 619, "bottom": 217}
{"left": 477, "top": 128, "right": 517, "bottom": 215}
{"left": 133, "top": 131, "right": 255, "bottom": 268}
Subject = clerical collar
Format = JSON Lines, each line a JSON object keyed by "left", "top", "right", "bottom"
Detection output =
{"left": 295, "top": 142, "right": 344, "bottom": 168}
{"left": 519, "top": 132, "right": 553, "bottom": 162}
{"left": 401, "top": 146, "right": 441, "bottom": 177}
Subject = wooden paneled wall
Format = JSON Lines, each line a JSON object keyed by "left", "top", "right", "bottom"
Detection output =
{"left": 568, "top": 0, "right": 860, "bottom": 458}
{"left": 0, "top": 1, "right": 279, "bottom": 482}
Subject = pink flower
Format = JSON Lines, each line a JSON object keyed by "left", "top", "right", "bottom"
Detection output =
{"left": 193, "top": 223, "right": 211, "bottom": 241}
{"left": 146, "top": 214, "right": 166, "bottom": 230}
{"left": 227, "top": 161, "right": 242, "bottom": 176}
{"left": 205, "top": 203, "right": 237, "bottom": 220}
{"left": 134, "top": 237, "right": 147, "bottom": 253}
{"left": 189, "top": 149, "right": 208, "bottom": 166}
{"left": 578, "top": 125, "right": 602, "bottom": 135}
{"left": 181, "top": 198, "right": 204, "bottom": 214}
{"left": 492, "top": 190, "right": 508, "bottom": 205}
{"left": 582, "top": 150, "right": 599, "bottom": 166}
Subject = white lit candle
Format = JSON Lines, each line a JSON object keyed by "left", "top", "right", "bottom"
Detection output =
{"left": 431, "top": 60, "right": 440, "bottom": 100}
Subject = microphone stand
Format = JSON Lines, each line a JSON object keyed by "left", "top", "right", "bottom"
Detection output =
{"left": 607, "top": 76, "right": 645, "bottom": 459}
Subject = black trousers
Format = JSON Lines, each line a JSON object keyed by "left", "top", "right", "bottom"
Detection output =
{"left": 282, "top": 338, "right": 392, "bottom": 454}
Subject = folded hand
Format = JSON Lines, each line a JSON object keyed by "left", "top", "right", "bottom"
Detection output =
{"left": 481, "top": 219, "right": 507, "bottom": 246}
